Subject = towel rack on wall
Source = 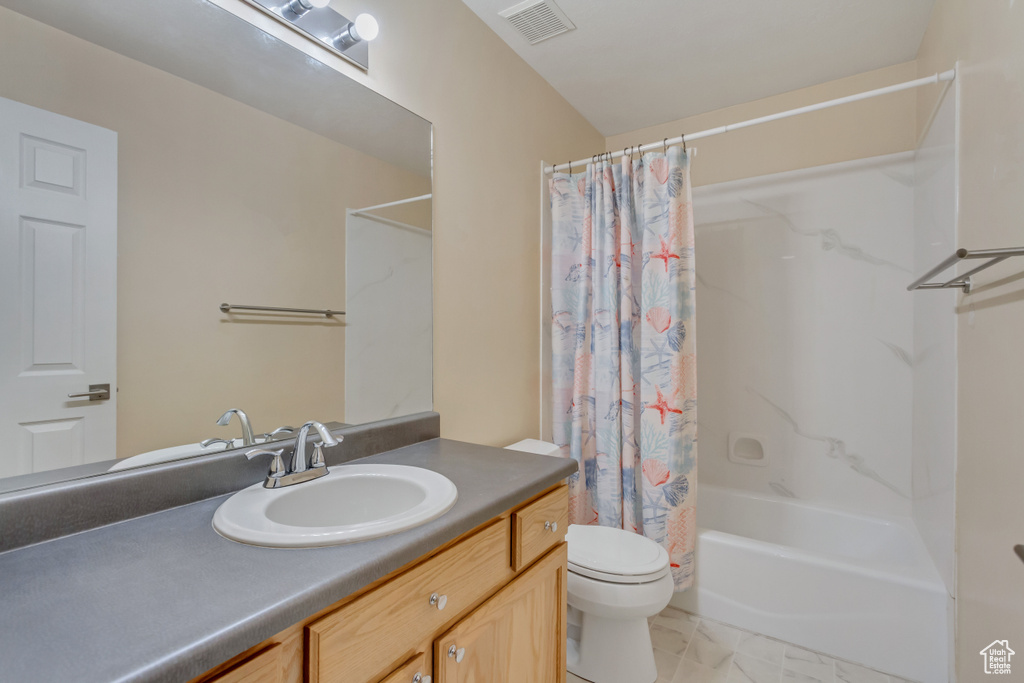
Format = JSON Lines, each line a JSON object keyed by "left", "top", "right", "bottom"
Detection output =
{"left": 220, "top": 303, "right": 344, "bottom": 318}
{"left": 907, "top": 247, "right": 1024, "bottom": 293}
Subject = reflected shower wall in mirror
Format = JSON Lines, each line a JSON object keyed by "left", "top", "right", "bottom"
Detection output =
{"left": 0, "top": 0, "right": 432, "bottom": 490}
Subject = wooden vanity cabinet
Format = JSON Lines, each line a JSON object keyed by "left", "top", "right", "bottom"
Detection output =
{"left": 434, "top": 544, "right": 567, "bottom": 683}
{"left": 307, "top": 519, "right": 514, "bottom": 682}
{"left": 191, "top": 484, "right": 568, "bottom": 683}
{"left": 378, "top": 650, "right": 431, "bottom": 683}
{"left": 202, "top": 643, "right": 285, "bottom": 683}
{"left": 511, "top": 486, "right": 570, "bottom": 571}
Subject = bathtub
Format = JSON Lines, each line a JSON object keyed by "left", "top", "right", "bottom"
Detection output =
{"left": 673, "top": 484, "right": 947, "bottom": 683}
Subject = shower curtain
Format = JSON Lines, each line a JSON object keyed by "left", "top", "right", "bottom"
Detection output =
{"left": 550, "top": 147, "right": 697, "bottom": 589}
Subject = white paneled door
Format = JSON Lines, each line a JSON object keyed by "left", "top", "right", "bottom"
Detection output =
{"left": 0, "top": 96, "right": 117, "bottom": 476}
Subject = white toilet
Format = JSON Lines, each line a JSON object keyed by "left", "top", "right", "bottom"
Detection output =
{"left": 565, "top": 524, "right": 675, "bottom": 683}
{"left": 504, "top": 440, "right": 674, "bottom": 683}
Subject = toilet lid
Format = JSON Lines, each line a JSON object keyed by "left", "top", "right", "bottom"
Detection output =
{"left": 566, "top": 524, "right": 670, "bottom": 580}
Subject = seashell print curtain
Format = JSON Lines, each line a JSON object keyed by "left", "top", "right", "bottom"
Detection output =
{"left": 549, "top": 147, "right": 697, "bottom": 589}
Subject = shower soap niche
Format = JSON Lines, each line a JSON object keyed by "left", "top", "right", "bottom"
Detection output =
{"left": 728, "top": 433, "right": 768, "bottom": 467}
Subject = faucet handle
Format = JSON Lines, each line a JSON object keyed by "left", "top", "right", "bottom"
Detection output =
{"left": 246, "top": 448, "right": 287, "bottom": 479}
{"left": 257, "top": 426, "right": 295, "bottom": 443}
{"left": 200, "top": 438, "right": 235, "bottom": 449}
{"left": 311, "top": 432, "right": 343, "bottom": 468}
{"left": 311, "top": 442, "right": 327, "bottom": 469}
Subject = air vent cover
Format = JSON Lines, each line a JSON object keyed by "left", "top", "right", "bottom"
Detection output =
{"left": 499, "top": 0, "right": 576, "bottom": 45}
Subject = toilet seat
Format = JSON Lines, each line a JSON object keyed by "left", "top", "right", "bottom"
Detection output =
{"left": 566, "top": 524, "right": 670, "bottom": 584}
{"left": 568, "top": 561, "right": 669, "bottom": 584}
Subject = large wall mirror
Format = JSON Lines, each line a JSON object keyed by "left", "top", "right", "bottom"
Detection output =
{"left": 0, "top": 0, "right": 433, "bottom": 492}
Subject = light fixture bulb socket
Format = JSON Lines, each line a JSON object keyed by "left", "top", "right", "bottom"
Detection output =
{"left": 333, "top": 13, "right": 378, "bottom": 49}
{"left": 286, "top": 0, "right": 328, "bottom": 17}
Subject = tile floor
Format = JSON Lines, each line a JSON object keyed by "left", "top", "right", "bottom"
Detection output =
{"left": 566, "top": 607, "right": 918, "bottom": 683}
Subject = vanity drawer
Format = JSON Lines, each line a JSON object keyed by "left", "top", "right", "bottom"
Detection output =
{"left": 511, "top": 485, "right": 569, "bottom": 571}
{"left": 380, "top": 649, "right": 431, "bottom": 683}
{"left": 307, "top": 520, "right": 513, "bottom": 683}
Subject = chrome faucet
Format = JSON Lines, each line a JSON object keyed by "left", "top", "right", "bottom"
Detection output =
{"left": 258, "top": 426, "right": 295, "bottom": 442}
{"left": 246, "top": 420, "right": 342, "bottom": 489}
{"left": 291, "top": 421, "right": 340, "bottom": 473}
{"left": 216, "top": 409, "right": 256, "bottom": 447}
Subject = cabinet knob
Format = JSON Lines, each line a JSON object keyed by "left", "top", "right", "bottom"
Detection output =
{"left": 412, "top": 674, "right": 431, "bottom": 683}
{"left": 544, "top": 521, "right": 558, "bottom": 532}
{"left": 429, "top": 592, "right": 448, "bottom": 610}
{"left": 447, "top": 644, "right": 465, "bottom": 663}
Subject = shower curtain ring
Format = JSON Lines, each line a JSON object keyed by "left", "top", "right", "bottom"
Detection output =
{"left": 681, "top": 134, "right": 687, "bottom": 153}
{"left": 663, "top": 138, "right": 668, "bottom": 154}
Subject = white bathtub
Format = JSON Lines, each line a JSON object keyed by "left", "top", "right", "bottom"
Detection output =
{"left": 673, "top": 484, "right": 947, "bottom": 683}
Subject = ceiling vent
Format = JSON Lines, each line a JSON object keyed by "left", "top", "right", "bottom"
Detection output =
{"left": 499, "top": 0, "right": 576, "bottom": 45}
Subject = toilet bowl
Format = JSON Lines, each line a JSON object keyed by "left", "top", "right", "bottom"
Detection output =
{"left": 501, "top": 441, "right": 673, "bottom": 683}
{"left": 565, "top": 524, "right": 674, "bottom": 683}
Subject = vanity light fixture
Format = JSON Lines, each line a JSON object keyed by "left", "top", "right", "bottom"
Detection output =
{"left": 243, "top": 0, "right": 378, "bottom": 70}
{"left": 333, "top": 13, "right": 379, "bottom": 50}
{"left": 285, "top": 0, "right": 330, "bottom": 18}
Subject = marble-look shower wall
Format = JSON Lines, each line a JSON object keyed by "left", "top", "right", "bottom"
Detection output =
{"left": 345, "top": 214, "right": 433, "bottom": 425}
{"left": 912, "top": 85, "right": 957, "bottom": 596}
{"left": 693, "top": 153, "right": 916, "bottom": 516}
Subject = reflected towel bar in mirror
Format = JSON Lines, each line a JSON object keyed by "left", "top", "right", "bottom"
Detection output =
{"left": 907, "top": 247, "right": 1024, "bottom": 293}
{"left": 220, "top": 303, "right": 345, "bottom": 318}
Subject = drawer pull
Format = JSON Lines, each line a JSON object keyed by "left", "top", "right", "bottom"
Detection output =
{"left": 412, "top": 674, "right": 431, "bottom": 683}
{"left": 429, "top": 592, "right": 448, "bottom": 610}
{"left": 544, "top": 521, "right": 558, "bottom": 532}
{"left": 447, "top": 644, "right": 466, "bottom": 663}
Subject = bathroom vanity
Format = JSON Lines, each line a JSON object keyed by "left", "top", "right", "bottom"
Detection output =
{"left": 191, "top": 484, "right": 570, "bottom": 683}
{"left": 0, "top": 421, "right": 576, "bottom": 683}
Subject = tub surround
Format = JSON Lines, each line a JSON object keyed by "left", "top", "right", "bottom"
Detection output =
{"left": 345, "top": 213, "right": 433, "bottom": 425}
{"left": 0, "top": 437, "right": 577, "bottom": 683}
{"left": 911, "top": 83, "right": 957, "bottom": 598}
{"left": 693, "top": 153, "right": 916, "bottom": 517}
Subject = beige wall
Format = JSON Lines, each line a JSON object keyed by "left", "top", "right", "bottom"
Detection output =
{"left": 606, "top": 62, "right": 919, "bottom": 188}
{"left": 0, "top": 7, "right": 430, "bottom": 457}
{"left": 211, "top": 0, "right": 605, "bottom": 447}
{"left": 916, "top": 1, "right": 1024, "bottom": 679}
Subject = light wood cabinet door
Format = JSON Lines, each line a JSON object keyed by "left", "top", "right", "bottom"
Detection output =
{"left": 434, "top": 544, "right": 567, "bottom": 683}
{"left": 381, "top": 649, "right": 432, "bottom": 683}
{"left": 307, "top": 520, "right": 513, "bottom": 683}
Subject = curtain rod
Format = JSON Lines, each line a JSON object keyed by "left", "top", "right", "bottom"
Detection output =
{"left": 349, "top": 193, "right": 432, "bottom": 214}
{"left": 348, "top": 211, "right": 432, "bottom": 236}
{"left": 545, "top": 68, "right": 956, "bottom": 174}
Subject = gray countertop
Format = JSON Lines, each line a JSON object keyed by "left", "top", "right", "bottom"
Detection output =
{"left": 0, "top": 438, "right": 576, "bottom": 683}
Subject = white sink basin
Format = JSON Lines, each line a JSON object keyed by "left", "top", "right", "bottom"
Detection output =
{"left": 212, "top": 464, "right": 457, "bottom": 548}
{"left": 108, "top": 439, "right": 240, "bottom": 471}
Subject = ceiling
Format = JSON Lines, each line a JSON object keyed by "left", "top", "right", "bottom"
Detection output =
{"left": 461, "top": 0, "right": 936, "bottom": 136}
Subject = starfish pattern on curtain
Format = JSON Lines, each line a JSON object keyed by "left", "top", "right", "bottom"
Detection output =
{"left": 550, "top": 146, "right": 697, "bottom": 589}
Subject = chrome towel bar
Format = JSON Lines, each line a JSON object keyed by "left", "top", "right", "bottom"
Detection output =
{"left": 907, "top": 247, "right": 1024, "bottom": 293}
{"left": 220, "top": 303, "right": 344, "bottom": 318}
